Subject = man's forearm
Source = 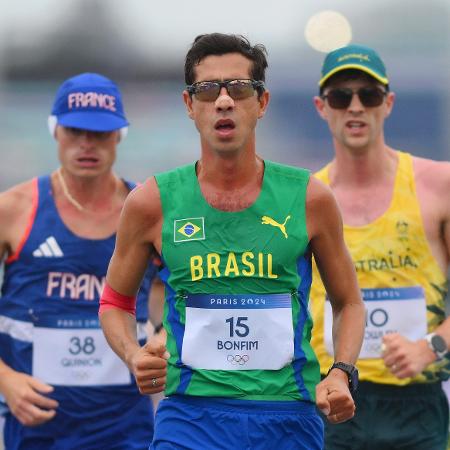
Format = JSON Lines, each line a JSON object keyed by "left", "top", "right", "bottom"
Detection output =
{"left": 100, "top": 308, "right": 141, "bottom": 370}
{"left": 0, "top": 358, "right": 14, "bottom": 394}
{"left": 332, "top": 301, "right": 365, "bottom": 364}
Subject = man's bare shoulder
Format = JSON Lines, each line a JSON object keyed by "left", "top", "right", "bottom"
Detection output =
{"left": 0, "top": 179, "right": 35, "bottom": 200}
{"left": 307, "top": 175, "right": 336, "bottom": 208}
{"left": 306, "top": 175, "right": 342, "bottom": 239}
{"left": 115, "top": 177, "right": 163, "bottom": 254}
{"left": 0, "top": 179, "right": 35, "bottom": 223}
{"left": 0, "top": 179, "right": 36, "bottom": 257}
{"left": 413, "top": 156, "right": 450, "bottom": 196}
{"left": 122, "top": 177, "right": 162, "bottom": 226}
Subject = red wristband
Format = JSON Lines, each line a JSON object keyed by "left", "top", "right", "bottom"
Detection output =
{"left": 99, "top": 282, "right": 137, "bottom": 316}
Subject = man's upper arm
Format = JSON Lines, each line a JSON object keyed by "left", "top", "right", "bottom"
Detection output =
{"left": 107, "top": 178, "right": 162, "bottom": 296}
{"left": 414, "top": 158, "right": 450, "bottom": 270}
{"left": 0, "top": 181, "right": 34, "bottom": 261}
{"left": 306, "top": 177, "right": 360, "bottom": 308}
{"left": 440, "top": 165, "right": 450, "bottom": 266}
{"left": 0, "top": 193, "right": 10, "bottom": 261}
{"left": 148, "top": 275, "right": 165, "bottom": 327}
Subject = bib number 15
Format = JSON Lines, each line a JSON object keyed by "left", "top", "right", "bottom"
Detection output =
{"left": 225, "top": 317, "right": 249, "bottom": 337}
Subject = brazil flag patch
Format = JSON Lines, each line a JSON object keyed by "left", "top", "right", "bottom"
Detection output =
{"left": 174, "top": 217, "right": 205, "bottom": 242}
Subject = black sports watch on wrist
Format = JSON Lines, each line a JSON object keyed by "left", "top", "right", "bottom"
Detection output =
{"left": 327, "top": 362, "right": 359, "bottom": 394}
{"left": 425, "top": 333, "right": 448, "bottom": 361}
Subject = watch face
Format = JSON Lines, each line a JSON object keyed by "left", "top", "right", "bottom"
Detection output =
{"left": 431, "top": 335, "right": 447, "bottom": 353}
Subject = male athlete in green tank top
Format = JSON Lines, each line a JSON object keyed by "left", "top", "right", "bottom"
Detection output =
{"left": 156, "top": 161, "right": 319, "bottom": 401}
{"left": 100, "top": 33, "right": 366, "bottom": 449}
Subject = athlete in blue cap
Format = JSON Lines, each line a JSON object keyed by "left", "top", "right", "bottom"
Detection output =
{"left": 0, "top": 73, "right": 160, "bottom": 449}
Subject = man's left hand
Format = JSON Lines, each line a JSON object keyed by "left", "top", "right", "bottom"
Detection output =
{"left": 382, "top": 333, "right": 436, "bottom": 379}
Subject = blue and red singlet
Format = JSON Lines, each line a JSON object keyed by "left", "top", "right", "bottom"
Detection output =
{"left": 0, "top": 176, "right": 156, "bottom": 450}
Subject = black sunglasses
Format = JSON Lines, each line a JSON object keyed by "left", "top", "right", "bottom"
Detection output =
{"left": 321, "top": 87, "right": 387, "bottom": 109}
{"left": 186, "top": 79, "right": 265, "bottom": 102}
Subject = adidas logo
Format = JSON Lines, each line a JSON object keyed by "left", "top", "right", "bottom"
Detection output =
{"left": 32, "top": 236, "right": 64, "bottom": 257}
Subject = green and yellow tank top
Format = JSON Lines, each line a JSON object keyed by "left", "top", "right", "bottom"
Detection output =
{"left": 310, "top": 151, "right": 448, "bottom": 385}
{"left": 155, "top": 160, "right": 320, "bottom": 401}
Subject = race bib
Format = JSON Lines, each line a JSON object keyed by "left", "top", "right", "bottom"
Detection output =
{"left": 324, "top": 286, "right": 427, "bottom": 359}
{"left": 182, "top": 293, "right": 294, "bottom": 370}
{"left": 32, "top": 318, "right": 132, "bottom": 386}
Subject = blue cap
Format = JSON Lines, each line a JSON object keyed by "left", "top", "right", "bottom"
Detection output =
{"left": 50, "top": 73, "right": 129, "bottom": 132}
{"left": 319, "top": 44, "right": 389, "bottom": 87}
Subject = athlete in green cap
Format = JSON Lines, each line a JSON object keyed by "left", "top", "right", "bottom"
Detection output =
{"left": 311, "top": 43, "right": 450, "bottom": 449}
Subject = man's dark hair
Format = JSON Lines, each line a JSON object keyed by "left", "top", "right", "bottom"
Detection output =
{"left": 320, "top": 69, "right": 390, "bottom": 95}
{"left": 184, "top": 33, "right": 268, "bottom": 87}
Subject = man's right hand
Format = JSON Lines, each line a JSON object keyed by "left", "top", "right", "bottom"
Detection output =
{"left": 0, "top": 369, "right": 59, "bottom": 426}
{"left": 129, "top": 337, "right": 169, "bottom": 395}
{"left": 316, "top": 369, "right": 355, "bottom": 424}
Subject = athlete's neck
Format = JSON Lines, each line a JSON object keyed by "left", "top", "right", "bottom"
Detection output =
{"left": 53, "top": 167, "right": 121, "bottom": 213}
{"left": 330, "top": 144, "right": 398, "bottom": 188}
{"left": 197, "top": 153, "right": 263, "bottom": 190}
{"left": 196, "top": 156, "right": 264, "bottom": 212}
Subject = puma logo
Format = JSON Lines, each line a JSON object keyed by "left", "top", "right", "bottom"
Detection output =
{"left": 261, "top": 215, "right": 291, "bottom": 239}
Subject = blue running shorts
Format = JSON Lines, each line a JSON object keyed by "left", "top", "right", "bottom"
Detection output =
{"left": 150, "top": 395, "right": 323, "bottom": 450}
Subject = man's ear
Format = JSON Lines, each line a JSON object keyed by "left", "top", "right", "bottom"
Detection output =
{"left": 257, "top": 90, "right": 270, "bottom": 119}
{"left": 384, "top": 91, "right": 395, "bottom": 119}
{"left": 183, "top": 90, "right": 195, "bottom": 120}
{"left": 313, "top": 96, "right": 328, "bottom": 121}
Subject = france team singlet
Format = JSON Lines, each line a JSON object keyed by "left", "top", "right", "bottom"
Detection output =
{"left": 0, "top": 176, "right": 156, "bottom": 449}
{"left": 155, "top": 160, "right": 320, "bottom": 402}
{"left": 310, "top": 151, "right": 449, "bottom": 385}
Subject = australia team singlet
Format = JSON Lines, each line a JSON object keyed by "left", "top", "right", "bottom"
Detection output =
{"left": 0, "top": 176, "right": 156, "bottom": 448}
{"left": 310, "top": 151, "right": 449, "bottom": 385}
{"left": 155, "top": 160, "right": 320, "bottom": 402}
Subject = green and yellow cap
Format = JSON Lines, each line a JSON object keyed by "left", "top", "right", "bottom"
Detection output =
{"left": 319, "top": 44, "right": 389, "bottom": 87}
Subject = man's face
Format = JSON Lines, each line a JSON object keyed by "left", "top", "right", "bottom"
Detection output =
{"left": 183, "top": 52, "right": 269, "bottom": 157}
{"left": 314, "top": 75, "right": 394, "bottom": 153}
{"left": 56, "top": 126, "right": 119, "bottom": 177}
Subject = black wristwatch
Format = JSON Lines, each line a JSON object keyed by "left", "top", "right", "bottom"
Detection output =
{"left": 425, "top": 333, "right": 447, "bottom": 361}
{"left": 327, "top": 362, "right": 359, "bottom": 394}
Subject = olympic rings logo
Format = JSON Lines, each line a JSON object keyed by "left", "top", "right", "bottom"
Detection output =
{"left": 71, "top": 370, "right": 90, "bottom": 380}
{"left": 227, "top": 354, "right": 249, "bottom": 365}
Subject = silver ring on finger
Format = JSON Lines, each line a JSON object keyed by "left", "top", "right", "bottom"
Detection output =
{"left": 151, "top": 378, "right": 158, "bottom": 387}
